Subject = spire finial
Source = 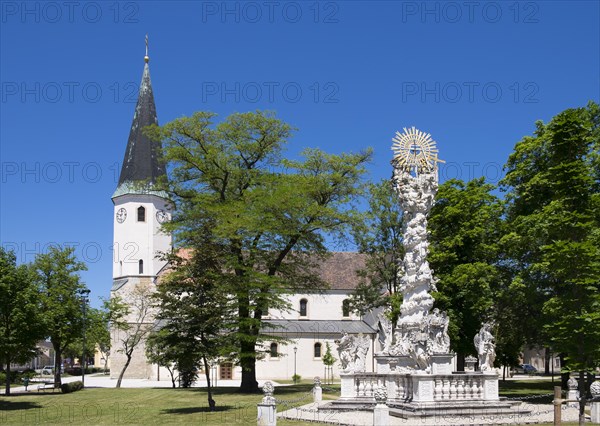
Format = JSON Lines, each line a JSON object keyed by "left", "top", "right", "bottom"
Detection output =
{"left": 144, "top": 34, "right": 149, "bottom": 63}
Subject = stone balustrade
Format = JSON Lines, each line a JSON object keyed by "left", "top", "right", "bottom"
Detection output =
{"left": 341, "top": 372, "right": 498, "bottom": 403}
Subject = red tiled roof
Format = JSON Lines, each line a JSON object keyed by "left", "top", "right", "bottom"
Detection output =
{"left": 163, "top": 250, "right": 367, "bottom": 290}
{"left": 316, "top": 252, "right": 366, "bottom": 290}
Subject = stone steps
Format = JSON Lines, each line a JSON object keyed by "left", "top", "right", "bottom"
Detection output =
{"left": 389, "top": 400, "right": 531, "bottom": 419}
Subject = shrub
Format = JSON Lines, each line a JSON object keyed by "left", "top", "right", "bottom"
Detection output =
{"left": 292, "top": 374, "right": 301, "bottom": 383}
{"left": 61, "top": 381, "right": 84, "bottom": 394}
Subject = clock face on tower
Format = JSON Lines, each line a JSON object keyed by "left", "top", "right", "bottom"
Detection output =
{"left": 116, "top": 208, "right": 127, "bottom": 223}
{"left": 156, "top": 210, "right": 169, "bottom": 224}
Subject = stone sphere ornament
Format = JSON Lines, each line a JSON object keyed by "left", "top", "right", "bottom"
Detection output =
{"left": 590, "top": 380, "right": 600, "bottom": 398}
{"left": 568, "top": 377, "right": 578, "bottom": 390}
{"left": 374, "top": 385, "right": 388, "bottom": 405}
{"left": 261, "top": 381, "right": 275, "bottom": 404}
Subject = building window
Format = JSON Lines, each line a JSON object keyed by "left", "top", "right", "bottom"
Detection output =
{"left": 138, "top": 259, "right": 144, "bottom": 274}
{"left": 270, "top": 343, "right": 278, "bottom": 358}
{"left": 299, "top": 299, "right": 308, "bottom": 317}
{"left": 342, "top": 299, "right": 350, "bottom": 317}
{"left": 137, "top": 206, "right": 146, "bottom": 222}
{"left": 314, "top": 342, "right": 322, "bottom": 358}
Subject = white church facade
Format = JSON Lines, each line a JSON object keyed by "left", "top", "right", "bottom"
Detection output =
{"left": 109, "top": 48, "right": 379, "bottom": 382}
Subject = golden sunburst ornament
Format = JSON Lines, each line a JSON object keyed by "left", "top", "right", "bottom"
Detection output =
{"left": 392, "top": 127, "right": 444, "bottom": 174}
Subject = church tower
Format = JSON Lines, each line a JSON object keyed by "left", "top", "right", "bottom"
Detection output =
{"left": 110, "top": 39, "right": 171, "bottom": 380}
{"left": 112, "top": 40, "right": 171, "bottom": 285}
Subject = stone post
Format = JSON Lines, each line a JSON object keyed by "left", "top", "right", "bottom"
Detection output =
{"left": 340, "top": 373, "right": 355, "bottom": 399}
{"left": 373, "top": 385, "right": 389, "bottom": 426}
{"left": 313, "top": 377, "right": 322, "bottom": 403}
{"left": 412, "top": 375, "right": 435, "bottom": 402}
{"left": 257, "top": 381, "right": 276, "bottom": 426}
{"left": 590, "top": 381, "right": 600, "bottom": 424}
{"left": 481, "top": 374, "right": 499, "bottom": 401}
{"left": 567, "top": 377, "right": 579, "bottom": 408}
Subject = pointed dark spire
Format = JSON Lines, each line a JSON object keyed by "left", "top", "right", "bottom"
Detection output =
{"left": 114, "top": 38, "right": 166, "bottom": 197}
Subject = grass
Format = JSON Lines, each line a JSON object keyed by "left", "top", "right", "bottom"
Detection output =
{"left": 498, "top": 377, "right": 558, "bottom": 403}
{"left": 0, "top": 384, "right": 331, "bottom": 425}
{"left": 0, "top": 378, "right": 588, "bottom": 425}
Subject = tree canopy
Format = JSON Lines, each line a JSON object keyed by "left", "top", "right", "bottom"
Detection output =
{"left": 34, "top": 246, "right": 88, "bottom": 388}
{"left": 147, "top": 110, "right": 371, "bottom": 391}
{"left": 349, "top": 179, "right": 404, "bottom": 319}
{"left": 427, "top": 178, "right": 508, "bottom": 365}
{"left": 501, "top": 102, "right": 600, "bottom": 372}
{"left": 0, "top": 247, "right": 44, "bottom": 395}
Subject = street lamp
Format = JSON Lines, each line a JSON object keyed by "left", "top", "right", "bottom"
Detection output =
{"left": 78, "top": 288, "right": 91, "bottom": 387}
{"left": 293, "top": 346, "right": 297, "bottom": 384}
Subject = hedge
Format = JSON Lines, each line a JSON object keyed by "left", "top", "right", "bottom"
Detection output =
{"left": 61, "top": 381, "right": 84, "bottom": 393}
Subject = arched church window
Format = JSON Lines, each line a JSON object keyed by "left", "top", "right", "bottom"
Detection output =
{"left": 342, "top": 299, "right": 350, "bottom": 317}
{"left": 137, "top": 206, "right": 146, "bottom": 222}
{"left": 314, "top": 342, "right": 322, "bottom": 358}
{"left": 139, "top": 259, "right": 144, "bottom": 274}
{"left": 270, "top": 343, "right": 278, "bottom": 358}
{"left": 299, "top": 299, "right": 308, "bottom": 317}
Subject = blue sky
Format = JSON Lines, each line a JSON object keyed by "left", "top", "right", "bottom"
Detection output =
{"left": 1, "top": 1, "right": 599, "bottom": 307}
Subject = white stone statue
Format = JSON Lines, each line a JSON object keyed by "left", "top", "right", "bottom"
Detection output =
{"left": 428, "top": 308, "right": 450, "bottom": 353}
{"left": 474, "top": 322, "right": 496, "bottom": 372}
{"left": 393, "top": 169, "right": 438, "bottom": 324}
{"left": 335, "top": 332, "right": 371, "bottom": 373}
{"left": 355, "top": 334, "right": 370, "bottom": 372}
{"left": 387, "top": 128, "right": 452, "bottom": 373}
{"left": 378, "top": 309, "right": 394, "bottom": 354}
{"left": 336, "top": 332, "right": 354, "bottom": 371}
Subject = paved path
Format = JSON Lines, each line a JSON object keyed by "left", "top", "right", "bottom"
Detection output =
{"left": 1, "top": 374, "right": 282, "bottom": 394}
{"left": 279, "top": 401, "right": 584, "bottom": 425}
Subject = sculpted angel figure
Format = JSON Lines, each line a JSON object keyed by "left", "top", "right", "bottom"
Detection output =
{"left": 378, "top": 309, "right": 394, "bottom": 354}
{"left": 354, "top": 334, "right": 370, "bottom": 372}
{"left": 474, "top": 322, "right": 496, "bottom": 372}
{"left": 336, "top": 332, "right": 354, "bottom": 372}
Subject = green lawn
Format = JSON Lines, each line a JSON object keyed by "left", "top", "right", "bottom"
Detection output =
{"left": 0, "top": 384, "right": 331, "bottom": 425}
{"left": 0, "top": 378, "right": 584, "bottom": 425}
{"left": 498, "top": 377, "right": 558, "bottom": 403}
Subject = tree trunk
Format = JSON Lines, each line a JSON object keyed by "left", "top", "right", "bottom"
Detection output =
{"left": 167, "top": 366, "right": 176, "bottom": 388}
{"left": 544, "top": 347, "right": 550, "bottom": 375}
{"left": 116, "top": 353, "right": 132, "bottom": 388}
{"left": 560, "top": 354, "right": 569, "bottom": 389}
{"left": 5, "top": 361, "right": 11, "bottom": 396}
{"left": 239, "top": 340, "right": 259, "bottom": 393}
{"left": 578, "top": 370, "right": 586, "bottom": 426}
{"left": 456, "top": 353, "right": 465, "bottom": 372}
{"left": 54, "top": 350, "right": 62, "bottom": 388}
{"left": 203, "top": 355, "right": 216, "bottom": 411}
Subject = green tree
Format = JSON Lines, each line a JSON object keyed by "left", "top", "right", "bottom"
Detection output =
{"left": 0, "top": 248, "right": 44, "bottom": 395}
{"left": 152, "top": 245, "right": 236, "bottom": 407}
{"left": 88, "top": 303, "right": 112, "bottom": 374}
{"left": 147, "top": 110, "right": 371, "bottom": 392}
{"left": 322, "top": 342, "right": 336, "bottom": 384}
{"left": 349, "top": 179, "right": 404, "bottom": 321}
{"left": 428, "top": 178, "right": 508, "bottom": 369}
{"left": 63, "top": 306, "right": 109, "bottom": 371}
{"left": 501, "top": 102, "right": 600, "bottom": 422}
{"left": 34, "top": 246, "right": 87, "bottom": 388}
{"left": 111, "top": 284, "right": 155, "bottom": 388}
{"left": 145, "top": 329, "right": 178, "bottom": 388}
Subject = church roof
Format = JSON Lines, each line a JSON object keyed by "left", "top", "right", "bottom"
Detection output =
{"left": 262, "top": 319, "right": 377, "bottom": 335}
{"left": 113, "top": 54, "right": 166, "bottom": 198}
{"left": 163, "top": 250, "right": 367, "bottom": 291}
{"left": 317, "top": 252, "right": 366, "bottom": 290}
